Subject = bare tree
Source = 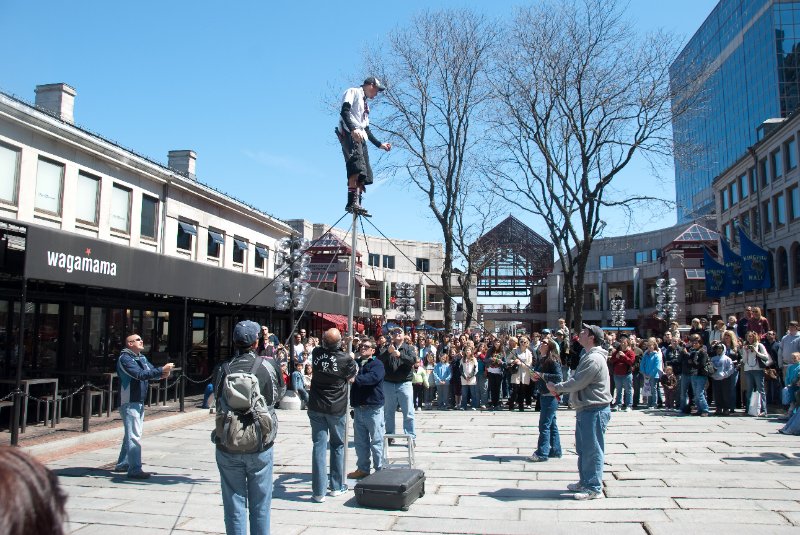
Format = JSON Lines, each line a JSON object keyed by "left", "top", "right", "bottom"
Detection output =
{"left": 452, "top": 182, "right": 500, "bottom": 328}
{"left": 489, "top": 0, "right": 691, "bottom": 332}
{"left": 366, "top": 10, "right": 498, "bottom": 331}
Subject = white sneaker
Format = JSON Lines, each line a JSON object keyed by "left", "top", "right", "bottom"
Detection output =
{"left": 574, "top": 490, "right": 604, "bottom": 500}
{"left": 566, "top": 482, "right": 584, "bottom": 492}
{"left": 624, "top": 407, "right": 632, "bottom": 412}
{"left": 329, "top": 485, "right": 348, "bottom": 497}
{"left": 312, "top": 495, "right": 326, "bottom": 503}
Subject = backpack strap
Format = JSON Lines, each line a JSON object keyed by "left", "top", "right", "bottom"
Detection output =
{"left": 250, "top": 355, "right": 265, "bottom": 375}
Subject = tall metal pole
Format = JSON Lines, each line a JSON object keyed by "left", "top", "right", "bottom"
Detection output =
{"left": 10, "top": 279, "right": 27, "bottom": 446}
{"left": 180, "top": 297, "right": 187, "bottom": 412}
{"left": 344, "top": 211, "right": 358, "bottom": 477}
{"left": 748, "top": 147, "right": 768, "bottom": 315}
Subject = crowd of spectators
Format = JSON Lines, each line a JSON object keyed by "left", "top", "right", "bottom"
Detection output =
{"left": 257, "top": 308, "right": 800, "bottom": 424}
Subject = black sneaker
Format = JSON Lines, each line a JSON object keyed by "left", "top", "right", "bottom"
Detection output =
{"left": 353, "top": 204, "right": 371, "bottom": 217}
{"left": 127, "top": 472, "right": 151, "bottom": 480}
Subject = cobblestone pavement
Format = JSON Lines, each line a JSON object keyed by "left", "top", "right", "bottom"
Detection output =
{"left": 41, "top": 405, "right": 800, "bottom": 535}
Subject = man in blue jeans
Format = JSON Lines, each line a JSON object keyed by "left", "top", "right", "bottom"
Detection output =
{"left": 548, "top": 323, "right": 612, "bottom": 500}
{"left": 347, "top": 339, "right": 385, "bottom": 479}
{"left": 378, "top": 327, "right": 416, "bottom": 442}
{"left": 307, "top": 328, "right": 357, "bottom": 503}
{"left": 213, "top": 320, "right": 285, "bottom": 535}
{"left": 115, "top": 333, "right": 174, "bottom": 479}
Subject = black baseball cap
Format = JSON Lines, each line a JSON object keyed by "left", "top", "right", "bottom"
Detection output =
{"left": 364, "top": 77, "right": 386, "bottom": 91}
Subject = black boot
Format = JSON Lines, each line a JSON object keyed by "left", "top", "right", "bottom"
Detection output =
{"left": 355, "top": 193, "right": 371, "bottom": 217}
{"left": 345, "top": 190, "right": 356, "bottom": 213}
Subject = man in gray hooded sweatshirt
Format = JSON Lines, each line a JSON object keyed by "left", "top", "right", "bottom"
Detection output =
{"left": 547, "top": 323, "right": 612, "bottom": 501}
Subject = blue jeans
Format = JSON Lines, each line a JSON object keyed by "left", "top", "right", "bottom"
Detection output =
{"left": 461, "top": 383, "right": 479, "bottom": 409}
{"left": 307, "top": 410, "right": 346, "bottom": 497}
{"left": 353, "top": 405, "right": 384, "bottom": 473}
{"left": 477, "top": 374, "right": 488, "bottom": 406}
{"left": 730, "top": 370, "right": 740, "bottom": 409}
{"left": 296, "top": 388, "right": 309, "bottom": 407}
{"left": 679, "top": 374, "right": 691, "bottom": 411}
{"left": 436, "top": 383, "right": 450, "bottom": 409}
{"left": 203, "top": 383, "right": 214, "bottom": 408}
{"left": 681, "top": 375, "right": 710, "bottom": 413}
{"left": 613, "top": 374, "right": 633, "bottom": 408}
{"left": 642, "top": 374, "right": 659, "bottom": 408}
{"left": 384, "top": 381, "right": 415, "bottom": 438}
{"left": 575, "top": 405, "right": 611, "bottom": 493}
{"left": 216, "top": 447, "right": 274, "bottom": 535}
{"left": 560, "top": 367, "right": 571, "bottom": 405}
{"left": 744, "top": 369, "right": 767, "bottom": 415}
{"left": 535, "top": 395, "right": 561, "bottom": 458}
{"left": 116, "top": 402, "right": 145, "bottom": 475}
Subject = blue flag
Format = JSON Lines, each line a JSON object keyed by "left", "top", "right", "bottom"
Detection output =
{"left": 719, "top": 237, "right": 743, "bottom": 294}
{"left": 738, "top": 227, "right": 772, "bottom": 290}
{"left": 703, "top": 247, "right": 727, "bottom": 299}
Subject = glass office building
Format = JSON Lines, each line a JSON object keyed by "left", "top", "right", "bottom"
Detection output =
{"left": 671, "top": 0, "right": 800, "bottom": 222}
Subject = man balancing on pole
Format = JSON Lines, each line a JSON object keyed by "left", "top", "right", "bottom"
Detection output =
{"left": 335, "top": 77, "right": 392, "bottom": 216}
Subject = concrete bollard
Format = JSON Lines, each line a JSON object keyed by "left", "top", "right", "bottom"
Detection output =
{"left": 278, "top": 390, "right": 303, "bottom": 410}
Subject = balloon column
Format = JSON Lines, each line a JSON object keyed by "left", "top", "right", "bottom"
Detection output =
{"left": 393, "top": 282, "right": 417, "bottom": 324}
{"left": 274, "top": 237, "right": 311, "bottom": 337}
{"left": 655, "top": 277, "right": 679, "bottom": 324}
{"left": 610, "top": 296, "right": 626, "bottom": 327}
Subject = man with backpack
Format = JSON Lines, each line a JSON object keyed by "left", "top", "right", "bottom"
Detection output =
{"left": 308, "top": 328, "right": 358, "bottom": 503}
{"left": 212, "top": 320, "right": 285, "bottom": 535}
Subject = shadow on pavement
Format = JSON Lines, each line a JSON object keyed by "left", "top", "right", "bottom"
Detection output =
{"left": 471, "top": 454, "right": 528, "bottom": 463}
{"left": 721, "top": 452, "right": 800, "bottom": 466}
{"left": 479, "top": 488, "right": 569, "bottom": 501}
{"left": 273, "top": 473, "right": 313, "bottom": 502}
{"left": 53, "top": 466, "right": 213, "bottom": 485}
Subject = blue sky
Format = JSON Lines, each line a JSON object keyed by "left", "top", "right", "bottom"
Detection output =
{"left": 0, "top": 0, "right": 717, "bottom": 246}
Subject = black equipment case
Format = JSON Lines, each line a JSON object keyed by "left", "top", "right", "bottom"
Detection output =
{"left": 353, "top": 468, "right": 425, "bottom": 511}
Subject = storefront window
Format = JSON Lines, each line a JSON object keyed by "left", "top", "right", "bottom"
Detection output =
{"left": 142, "top": 310, "right": 155, "bottom": 354}
{"left": 157, "top": 311, "right": 170, "bottom": 353}
{"left": 36, "top": 303, "right": 59, "bottom": 371}
{"left": 69, "top": 305, "right": 85, "bottom": 371}
{"left": 87, "top": 307, "right": 106, "bottom": 372}
{"left": 0, "top": 301, "right": 10, "bottom": 376}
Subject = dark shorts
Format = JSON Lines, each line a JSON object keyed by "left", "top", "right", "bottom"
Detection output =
{"left": 336, "top": 128, "right": 373, "bottom": 186}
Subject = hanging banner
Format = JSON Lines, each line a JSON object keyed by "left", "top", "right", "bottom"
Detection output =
{"left": 739, "top": 227, "right": 773, "bottom": 290}
{"left": 719, "top": 237, "right": 743, "bottom": 294}
{"left": 703, "top": 247, "right": 727, "bottom": 299}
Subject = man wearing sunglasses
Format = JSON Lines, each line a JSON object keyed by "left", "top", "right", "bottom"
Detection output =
{"left": 348, "top": 340, "right": 386, "bottom": 479}
{"left": 115, "top": 333, "right": 174, "bottom": 479}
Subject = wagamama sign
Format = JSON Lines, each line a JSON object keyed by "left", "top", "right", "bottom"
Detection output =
{"left": 46, "top": 247, "right": 117, "bottom": 276}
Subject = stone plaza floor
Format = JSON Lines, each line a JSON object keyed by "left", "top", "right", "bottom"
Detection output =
{"left": 38, "top": 404, "right": 800, "bottom": 534}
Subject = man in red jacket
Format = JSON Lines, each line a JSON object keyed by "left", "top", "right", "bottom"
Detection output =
{"left": 609, "top": 334, "right": 635, "bottom": 412}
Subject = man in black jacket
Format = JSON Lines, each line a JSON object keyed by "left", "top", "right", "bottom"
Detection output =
{"left": 347, "top": 339, "right": 385, "bottom": 480}
{"left": 213, "top": 320, "right": 285, "bottom": 535}
{"left": 307, "top": 328, "right": 357, "bottom": 503}
{"left": 378, "top": 327, "right": 417, "bottom": 441}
